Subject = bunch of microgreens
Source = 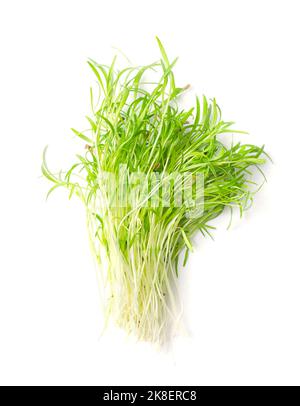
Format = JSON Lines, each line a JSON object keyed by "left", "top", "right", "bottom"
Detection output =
{"left": 42, "top": 38, "right": 267, "bottom": 343}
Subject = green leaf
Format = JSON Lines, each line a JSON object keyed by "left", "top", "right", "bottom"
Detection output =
{"left": 71, "top": 128, "right": 93, "bottom": 144}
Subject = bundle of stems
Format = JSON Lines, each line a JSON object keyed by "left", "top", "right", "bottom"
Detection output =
{"left": 42, "top": 39, "right": 267, "bottom": 343}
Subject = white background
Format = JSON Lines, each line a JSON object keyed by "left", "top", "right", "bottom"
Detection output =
{"left": 0, "top": 0, "right": 299, "bottom": 385}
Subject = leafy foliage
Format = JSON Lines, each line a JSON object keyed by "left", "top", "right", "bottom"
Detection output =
{"left": 42, "top": 38, "right": 267, "bottom": 343}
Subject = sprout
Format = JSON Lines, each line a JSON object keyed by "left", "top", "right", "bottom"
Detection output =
{"left": 42, "top": 38, "right": 268, "bottom": 344}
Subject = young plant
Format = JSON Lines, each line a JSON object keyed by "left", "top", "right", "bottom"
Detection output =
{"left": 42, "top": 38, "right": 267, "bottom": 343}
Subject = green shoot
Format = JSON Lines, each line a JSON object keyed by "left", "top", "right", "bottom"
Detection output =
{"left": 42, "top": 39, "right": 268, "bottom": 343}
